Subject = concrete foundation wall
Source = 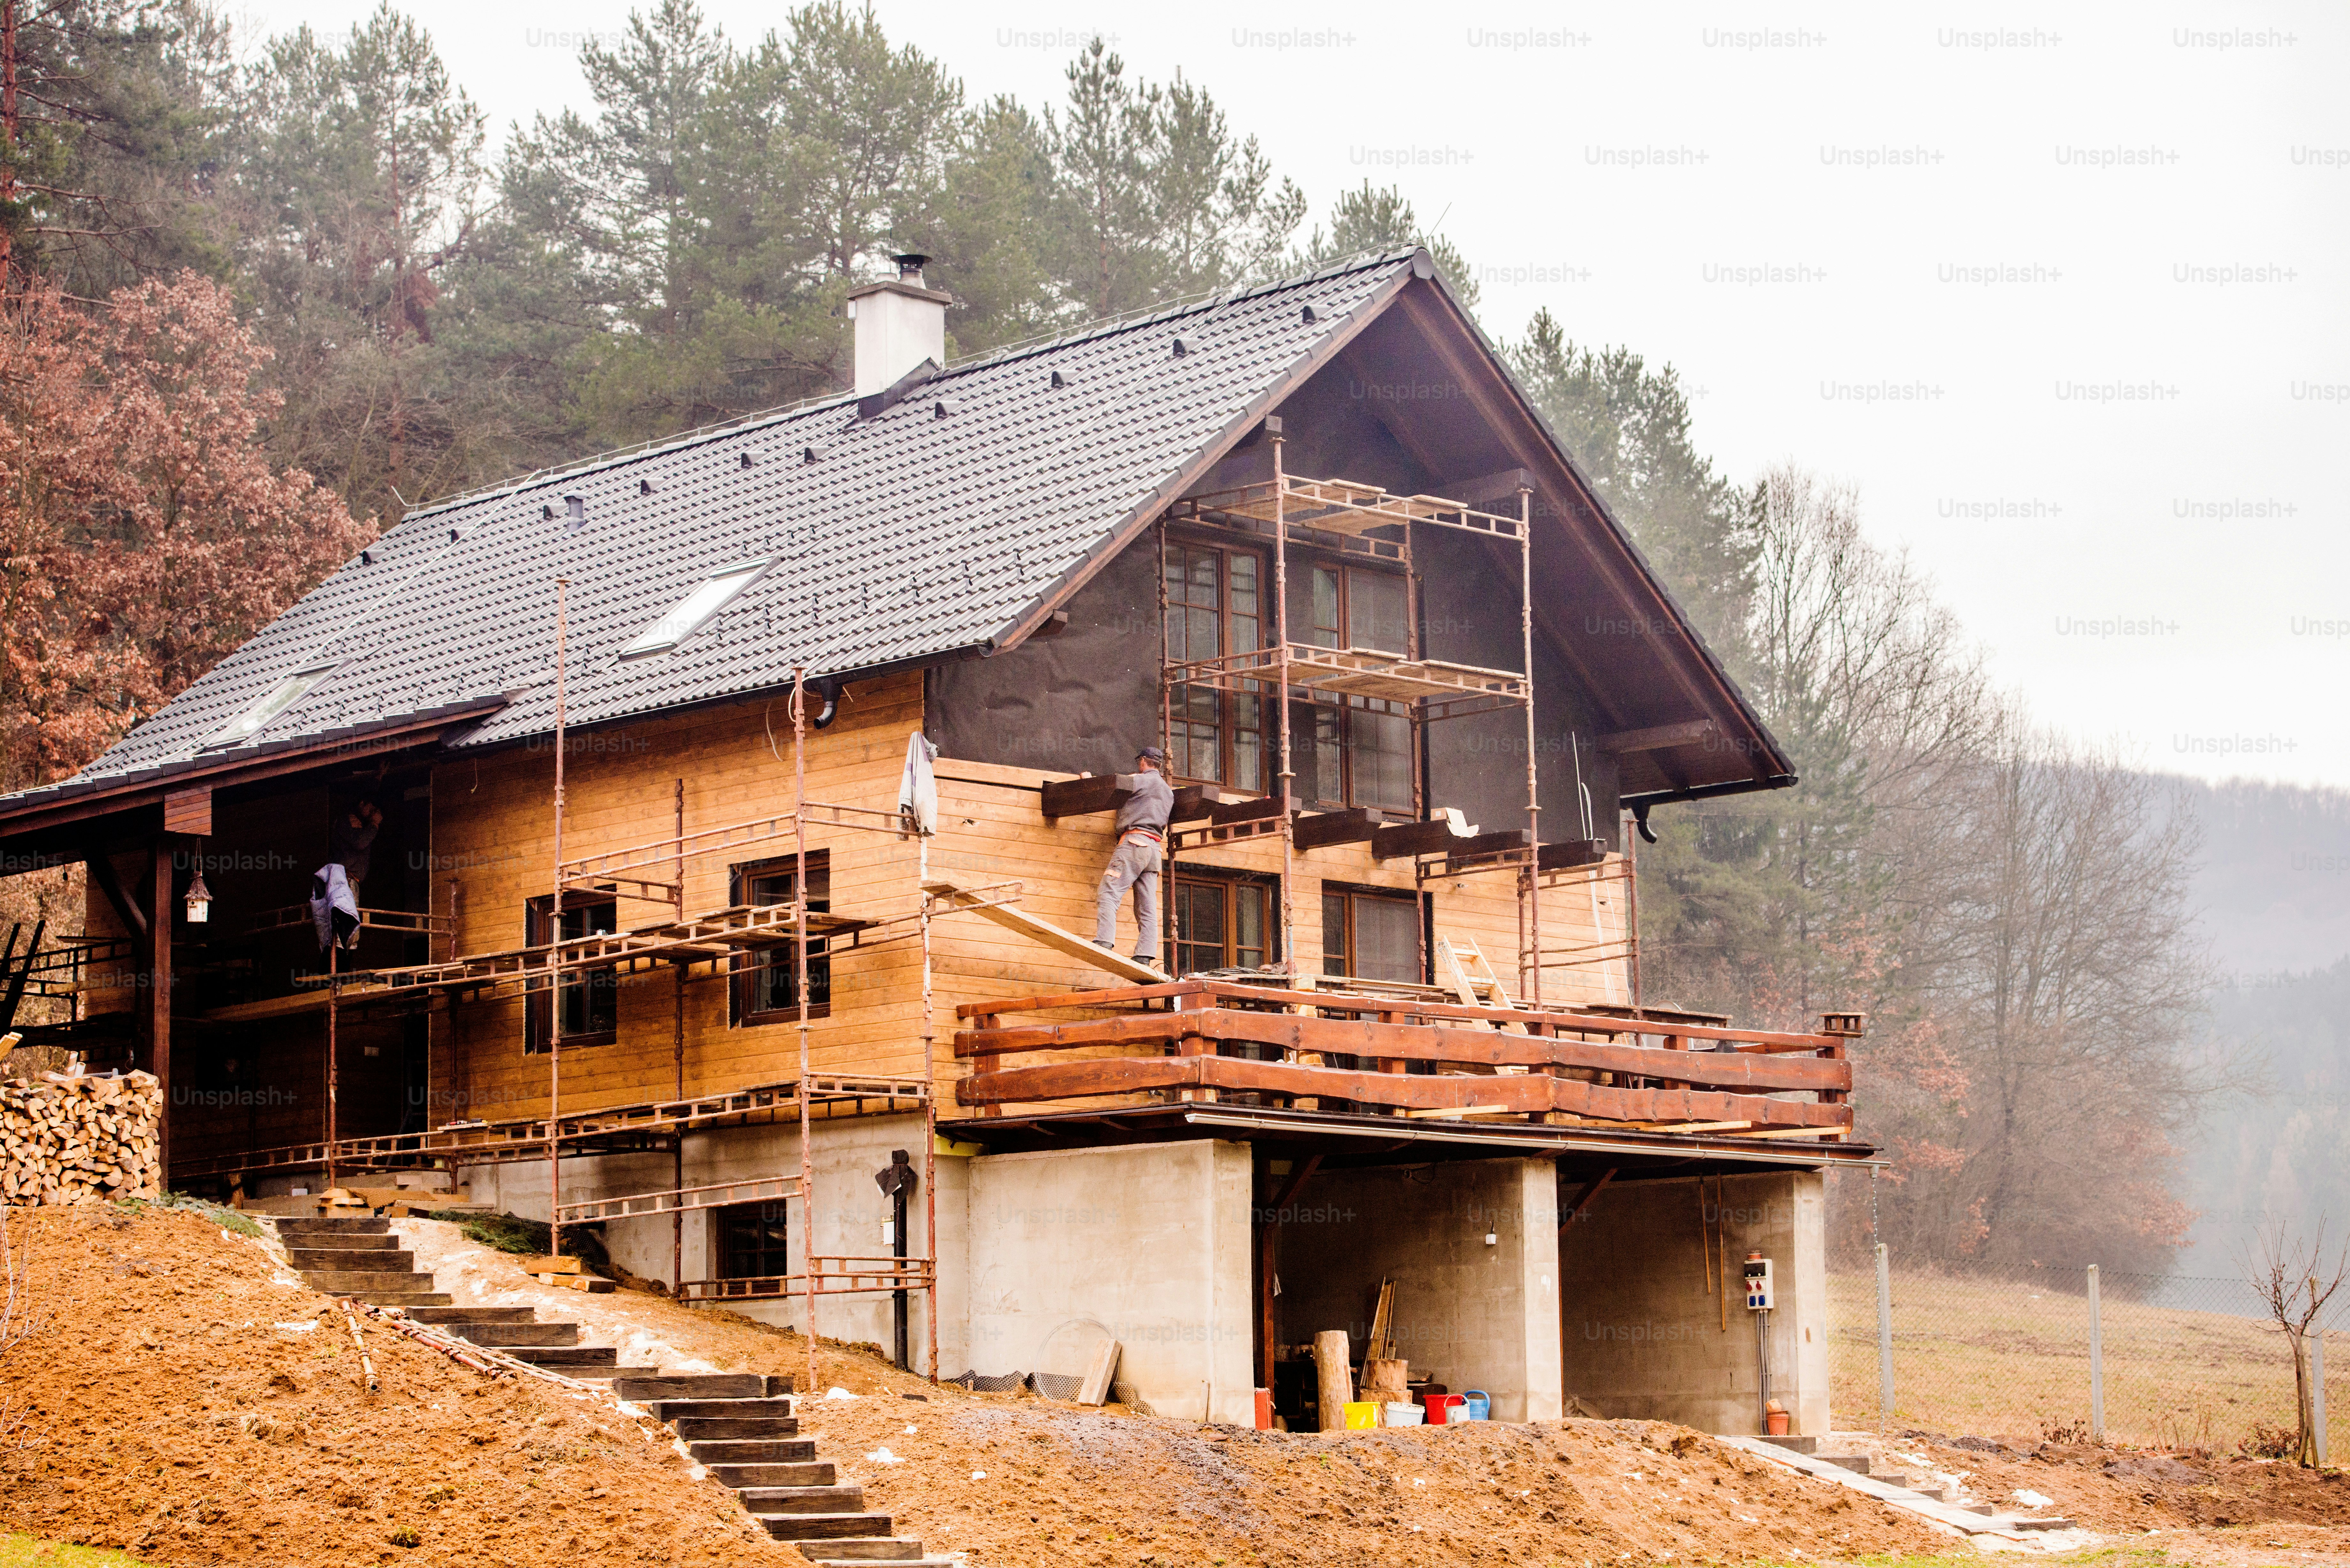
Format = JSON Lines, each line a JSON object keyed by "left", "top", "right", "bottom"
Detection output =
{"left": 1556, "top": 1170, "right": 1829, "bottom": 1436}
{"left": 1277, "top": 1158, "right": 1562, "bottom": 1422}
{"left": 963, "top": 1139, "right": 1255, "bottom": 1425}
{"left": 463, "top": 1112, "right": 959, "bottom": 1372}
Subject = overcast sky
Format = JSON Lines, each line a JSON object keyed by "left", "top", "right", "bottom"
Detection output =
{"left": 231, "top": 0, "right": 2346, "bottom": 789}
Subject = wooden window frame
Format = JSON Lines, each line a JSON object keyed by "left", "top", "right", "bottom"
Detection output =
{"left": 1165, "top": 536, "right": 1269, "bottom": 793}
{"left": 524, "top": 892, "right": 618, "bottom": 1052}
{"left": 716, "top": 1200, "right": 791, "bottom": 1280}
{"left": 1171, "top": 865, "right": 1279, "bottom": 976}
{"left": 729, "top": 850, "right": 832, "bottom": 1026}
{"left": 1319, "top": 881, "right": 1428, "bottom": 986}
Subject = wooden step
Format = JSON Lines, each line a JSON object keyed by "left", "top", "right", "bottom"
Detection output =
{"left": 277, "top": 1217, "right": 389, "bottom": 1235}
{"left": 688, "top": 1438, "right": 815, "bottom": 1465}
{"left": 441, "top": 1321, "right": 579, "bottom": 1347}
{"left": 564, "top": 1366, "right": 663, "bottom": 1381}
{"left": 503, "top": 1345, "right": 614, "bottom": 1364}
{"left": 794, "top": 1544, "right": 933, "bottom": 1564}
{"left": 647, "top": 1398, "right": 795, "bottom": 1421}
{"left": 740, "top": 1486, "right": 866, "bottom": 1517}
{"left": 276, "top": 1231, "right": 402, "bottom": 1250}
{"left": 286, "top": 1248, "right": 415, "bottom": 1272}
{"left": 302, "top": 1270, "right": 440, "bottom": 1294}
{"left": 708, "top": 1461, "right": 834, "bottom": 1489}
{"left": 801, "top": 1557, "right": 955, "bottom": 1567}
{"left": 345, "top": 1289, "right": 453, "bottom": 1308}
{"left": 406, "top": 1306, "right": 536, "bottom": 1324}
{"left": 675, "top": 1415, "right": 800, "bottom": 1441}
{"left": 613, "top": 1373, "right": 774, "bottom": 1401}
{"left": 759, "top": 1513, "right": 893, "bottom": 1543}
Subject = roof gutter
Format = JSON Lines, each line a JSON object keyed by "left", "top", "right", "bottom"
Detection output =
{"left": 1620, "top": 773, "right": 1802, "bottom": 811}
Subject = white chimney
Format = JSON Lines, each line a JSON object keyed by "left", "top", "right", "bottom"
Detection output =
{"left": 848, "top": 254, "right": 950, "bottom": 397}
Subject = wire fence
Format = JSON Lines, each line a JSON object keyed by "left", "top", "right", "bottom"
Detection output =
{"left": 1828, "top": 1257, "right": 2350, "bottom": 1455}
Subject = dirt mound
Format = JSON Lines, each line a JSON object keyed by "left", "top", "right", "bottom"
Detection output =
{"left": 3, "top": 1206, "right": 1957, "bottom": 1567}
{"left": 0, "top": 1204, "right": 793, "bottom": 1566}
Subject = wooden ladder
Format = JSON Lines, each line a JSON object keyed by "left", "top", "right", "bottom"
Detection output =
{"left": 1433, "top": 935, "right": 1527, "bottom": 1034}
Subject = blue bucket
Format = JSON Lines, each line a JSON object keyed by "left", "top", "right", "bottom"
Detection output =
{"left": 1462, "top": 1390, "right": 1490, "bottom": 1421}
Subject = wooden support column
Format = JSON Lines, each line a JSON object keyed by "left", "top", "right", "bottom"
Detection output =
{"left": 1558, "top": 1168, "right": 1615, "bottom": 1236}
{"left": 145, "top": 837, "right": 174, "bottom": 1184}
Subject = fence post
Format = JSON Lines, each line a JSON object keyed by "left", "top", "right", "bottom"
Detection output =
{"left": 1875, "top": 1242, "right": 1895, "bottom": 1435}
{"left": 2315, "top": 1325, "right": 2329, "bottom": 1466}
{"left": 2088, "top": 1264, "right": 2104, "bottom": 1442}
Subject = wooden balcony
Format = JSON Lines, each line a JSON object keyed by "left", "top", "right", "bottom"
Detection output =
{"left": 954, "top": 980, "right": 1855, "bottom": 1138}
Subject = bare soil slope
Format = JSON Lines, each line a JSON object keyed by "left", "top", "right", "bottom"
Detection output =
{"left": 5, "top": 1207, "right": 1967, "bottom": 1567}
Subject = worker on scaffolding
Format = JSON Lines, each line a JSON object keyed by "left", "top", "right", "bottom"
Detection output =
{"left": 1093, "top": 745, "right": 1171, "bottom": 967}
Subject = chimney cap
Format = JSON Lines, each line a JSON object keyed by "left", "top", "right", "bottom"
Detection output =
{"left": 893, "top": 253, "right": 931, "bottom": 279}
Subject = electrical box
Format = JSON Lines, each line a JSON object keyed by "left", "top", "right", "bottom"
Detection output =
{"left": 1743, "top": 1253, "right": 1774, "bottom": 1311}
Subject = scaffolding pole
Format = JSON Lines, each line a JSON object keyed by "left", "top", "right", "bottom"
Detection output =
{"left": 1271, "top": 425, "right": 1295, "bottom": 976}
{"left": 1519, "top": 485, "right": 1541, "bottom": 1006}
{"left": 549, "top": 574, "right": 570, "bottom": 1265}
{"left": 792, "top": 667, "right": 815, "bottom": 1396}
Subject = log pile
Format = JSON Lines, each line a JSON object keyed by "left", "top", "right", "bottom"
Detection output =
{"left": 0, "top": 1069, "right": 162, "bottom": 1204}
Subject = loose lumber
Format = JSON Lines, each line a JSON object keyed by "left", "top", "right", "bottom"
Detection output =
{"left": 0, "top": 1068, "right": 161, "bottom": 1203}
{"left": 1039, "top": 776, "right": 1225, "bottom": 821}
{"left": 1077, "top": 1339, "right": 1122, "bottom": 1406}
{"left": 923, "top": 879, "right": 1169, "bottom": 983}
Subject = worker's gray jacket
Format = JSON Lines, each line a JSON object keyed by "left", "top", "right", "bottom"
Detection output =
{"left": 1114, "top": 770, "right": 1174, "bottom": 834}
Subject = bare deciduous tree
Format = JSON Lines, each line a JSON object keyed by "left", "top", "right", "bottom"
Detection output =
{"left": 2248, "top": 1220, "right": 2349, "bottom": 1467}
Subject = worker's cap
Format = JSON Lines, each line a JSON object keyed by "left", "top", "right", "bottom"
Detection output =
{"left": 1135, "top": 745, "right": 1167, "bottom": 763}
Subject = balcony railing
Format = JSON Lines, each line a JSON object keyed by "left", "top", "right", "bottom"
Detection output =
{"left": 954, "top": 979, "right": 1857, "bottom": 1138}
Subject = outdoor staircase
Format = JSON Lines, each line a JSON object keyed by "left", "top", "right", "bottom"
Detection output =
{"left": 614, "top": 1374, "right": 954, "bottom": 1565}
{"left": 277, "top": 1216, "right": 657, "bottom": 1380}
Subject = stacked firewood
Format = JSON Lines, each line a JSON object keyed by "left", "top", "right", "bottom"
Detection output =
{"left": 0, "top": 1069, "right": 162, "bottom": 1204}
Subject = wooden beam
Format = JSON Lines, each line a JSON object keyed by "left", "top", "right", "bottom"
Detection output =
{"left": 924, "top": 879, "right": 1169, "bottom": 983}
{"left": 1370, "top": 818, "right": 1473, "bottom": 860}
{"left": 1208, "top": 793, "right": 1288, "bottom": 828}
{"left": 1291, "top": 807, "right": 1386, "bottom": 852}
{"left": 1040, "top": 774, "right": 1126, "bottom": 820}
{"left": 1268, "top": 1152, "right": 1322, "bottom": 1214}
{"left": 161, "top": 786, "right": 212, "bottom": 837}
{"left": 1559, "top": 1168, "right": 1615, "bottom": 1235}
{"left": 1598, "top": 719, "right": 1719, "bottom": 755}
{"left": 85, "top": 849, "right": 147, "bottom": 940}
{"left": 1537, "top": 838, "right": 1608, "bottom": 872}
{"left": 146, "top": 839, "right": 173, "bottom": 1181}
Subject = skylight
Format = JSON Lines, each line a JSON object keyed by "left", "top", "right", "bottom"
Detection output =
{"left": 206, "top": 661, "right": 340, "bottom": 748}
{"left": 620, "top": 559, "right": 769, "bottom": 659}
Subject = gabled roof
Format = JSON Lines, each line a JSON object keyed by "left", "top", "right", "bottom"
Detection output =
{"left": 0, "top": 245, "right": 1789, "bottom": 828}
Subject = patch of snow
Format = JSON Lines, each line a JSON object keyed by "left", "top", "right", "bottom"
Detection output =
{"left": 864, "top": 1447, "right": 904, "bottom": 1465}
{"left": 970, "top": 1470, "right": 986, "bottom": 1481}
{"left": 2012, "top": 1488, "right": 2054, "bottom": 1508}
{"left": 824, "top": 1386, "right": 860, "bottom": 1400}
{"left": 273, "top": 1321, "right": 317, "bottom": 1334}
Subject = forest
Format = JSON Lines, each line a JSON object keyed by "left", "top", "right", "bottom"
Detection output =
{"left": 0, "top": 0, "right": 2220, "bottom": 1276}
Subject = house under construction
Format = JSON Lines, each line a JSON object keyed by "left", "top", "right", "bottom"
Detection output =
{"left": 0, "top": 247, "right": 1871, "bottom": 1436}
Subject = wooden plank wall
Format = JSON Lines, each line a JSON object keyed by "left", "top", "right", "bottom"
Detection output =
{"left": 421, "top": 665, "right": 1633, "bottom": 1128}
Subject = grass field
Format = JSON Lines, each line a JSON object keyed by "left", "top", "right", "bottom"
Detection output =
{"left": 1827, "top": 1270, "right": 2348, "bottom": 1452}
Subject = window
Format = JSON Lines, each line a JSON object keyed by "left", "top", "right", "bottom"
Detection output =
{"left": 1303, "top": 566, "right": 1408, "bottom": 654}
{"left": 1291, "top": 564, "right": 1414, "bottom": 811}
{"left": 525, "top": 893, "right": 618, "bottom": 1051}
{"left": 621, "top": 559, "right": 769, "bottom": 659}
{"left": 206, "top": 661, "right": 340, "bottom": 748}
{"left": 1322, "top": 886, "right": 1423, "bottom": 985}
{"left": 1165, "top": 541, "right": 1268, "bottom": 791}
{"left": 1172, "top": 871, "right": 1275, "bottom": 975}
{"left": 730, "top": 852, "right": 831, "bottom": 1024}
{"left": 717, "top": 1201, "right": 790, "bottom": 1280}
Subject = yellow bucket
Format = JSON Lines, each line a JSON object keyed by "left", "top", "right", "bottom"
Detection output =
{"left": 1343, "top": 1401, "right": 1380, "bottom": 1429}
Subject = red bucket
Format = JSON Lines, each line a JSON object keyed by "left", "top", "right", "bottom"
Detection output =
{"left": 1421, "top": 1393, "right": 1466, "bottom": 1425}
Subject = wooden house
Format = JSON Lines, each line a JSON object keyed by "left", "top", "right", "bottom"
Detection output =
{"left": 0, "top": 248, "right": 1870, "bottom": 1434}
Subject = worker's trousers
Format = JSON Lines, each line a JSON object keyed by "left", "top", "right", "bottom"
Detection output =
{"left": 1095, "top": 836, "right": 1162, "bottom": 959}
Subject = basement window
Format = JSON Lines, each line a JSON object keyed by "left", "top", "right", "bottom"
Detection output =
{"left": 205, "top": 661, "right": 340, "bottom": 748}
{"left": 619, "top": 559, "right": 769, "bottom": 659}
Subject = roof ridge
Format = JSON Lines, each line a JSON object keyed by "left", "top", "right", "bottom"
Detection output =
{"left": 400, "top": 249, "right": 1421, "bottom": 523}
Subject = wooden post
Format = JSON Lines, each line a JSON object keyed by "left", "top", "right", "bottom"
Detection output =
{"left": 1314, "top": 1330, "right": 1352, "bottom": 1432}
{"left": 919, "top": 825, "right": 938, "bottom": 1384}
{"left": 145, "top": 839, "right": 173, "bottom": 1186}
{"left": 673, "top": 776, "right": 685, "bottom": 1295}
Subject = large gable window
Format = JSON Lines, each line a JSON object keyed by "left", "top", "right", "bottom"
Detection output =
{"left": 620, "top": 559, "right": 769, "bottom": 659}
